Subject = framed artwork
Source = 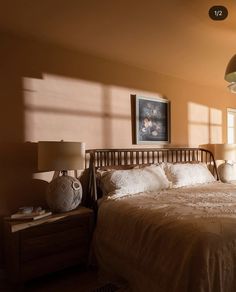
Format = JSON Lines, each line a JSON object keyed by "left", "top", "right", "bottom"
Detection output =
{"left": 131, "top": 95, "right": 170, "bottom": 144}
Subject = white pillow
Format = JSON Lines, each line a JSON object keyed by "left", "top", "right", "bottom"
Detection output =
{"left": 98, "top": 165, "right": 171, "bottom": 196}
{"left": 164, "top": 162, "right": 215, "bottom": 188}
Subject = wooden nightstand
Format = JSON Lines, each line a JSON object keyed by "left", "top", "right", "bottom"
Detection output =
{"left": 4, "top": 207, "right": 94, "bottom": 283}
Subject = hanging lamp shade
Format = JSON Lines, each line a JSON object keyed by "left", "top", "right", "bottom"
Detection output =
{"left": 225, "top": 54, "right": 236, "bottom": 82}
{"left": 225, "top": 54, "right": 236, "bottom": 93}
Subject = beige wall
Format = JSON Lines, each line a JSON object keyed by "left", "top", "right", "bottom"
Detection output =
{"left": 1, "top": 31, "right": 236, "bottom": 265}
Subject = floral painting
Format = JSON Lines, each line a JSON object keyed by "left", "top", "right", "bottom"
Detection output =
{"left": 131, "top": 95, "right": 170, "bottom": 144}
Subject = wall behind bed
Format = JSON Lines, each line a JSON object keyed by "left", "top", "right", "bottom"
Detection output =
{"left": 0, "top": 30, "right": 236, "bottom": 266}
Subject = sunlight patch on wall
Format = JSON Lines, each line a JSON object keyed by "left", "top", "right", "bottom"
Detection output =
{"left": 188, "top": 103, "right": 209, "bottom": 146}
{"left": 23, "top": 74, "right": 161, "bottom": 148}
{"left": 188, "top": 102, "right": 222, "bottom": 146}
{"left": 210, "top": 108, "right": 222, "bottom": 143}
{"left": 24, "top": 74, "right": 104, "bottom": 113}
{"left": 188, "top": 103, "right": 209, "bottom": 123}
{"left": 23, "top": 74, "right": 106, "bottom": 148}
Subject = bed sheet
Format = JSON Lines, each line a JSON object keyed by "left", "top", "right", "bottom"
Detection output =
{"left": 93, "top": 182, "right": 236, "bottom": 292}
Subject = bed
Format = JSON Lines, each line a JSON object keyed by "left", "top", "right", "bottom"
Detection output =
{"left": 84, "top": 148, "right": 236, "bottom": 292}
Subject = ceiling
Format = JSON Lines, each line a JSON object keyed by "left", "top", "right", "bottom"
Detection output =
{"left": 0, "top": 0, "right": 235, "bottom": 88}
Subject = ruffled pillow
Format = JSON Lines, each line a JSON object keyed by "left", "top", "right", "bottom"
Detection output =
{"left": 98, "top": 164, "right": 171, "bottom": 196}
{"left": 163, "top": 162, "right": 215, "bottom": 188}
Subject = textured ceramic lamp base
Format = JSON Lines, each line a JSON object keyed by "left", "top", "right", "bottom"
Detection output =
{"left": 218, "top": 162, "right": 234, "bottom": 183}
{"left": 46, "top": 175, "right": 82, "bottom": 213}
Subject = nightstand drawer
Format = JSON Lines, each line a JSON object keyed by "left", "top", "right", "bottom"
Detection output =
{"left": 21, "top": 216, "right": 89, "bottom": 239}
{"left": 21, "top": 225, "right": 89, "bottom": 262}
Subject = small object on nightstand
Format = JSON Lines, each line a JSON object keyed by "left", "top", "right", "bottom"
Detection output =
{"left": 18, "top": 206, "right": 34, "bottom": 214}
{"left": 34, "top": 206, "right": 43, "bottom": 212}
{"left": 10, "top": 211, "right": 52, "bottom": 221}
{"left": 9, "top": 206, "right": 51, "bottom": 221}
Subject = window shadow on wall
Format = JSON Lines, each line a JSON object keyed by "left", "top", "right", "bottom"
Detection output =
{"left": 188, "top": 102, "right": 223, "bottom": 146}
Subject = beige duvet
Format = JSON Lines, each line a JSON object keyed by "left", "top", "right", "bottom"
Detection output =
{"left": 93, "top": 182, "right": 236, "bottom": 292}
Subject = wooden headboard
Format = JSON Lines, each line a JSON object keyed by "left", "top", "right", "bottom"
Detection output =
{"left": 83, "top": 148, "right": 219, "bottom": 208}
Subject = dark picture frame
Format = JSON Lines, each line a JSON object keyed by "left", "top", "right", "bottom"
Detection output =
{"left": 131, "top": 95, "right": 170, "bottom": 144}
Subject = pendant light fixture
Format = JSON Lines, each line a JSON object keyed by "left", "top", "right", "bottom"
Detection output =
{"left": 225, "top": 54, "right": 236, "bottom": 93}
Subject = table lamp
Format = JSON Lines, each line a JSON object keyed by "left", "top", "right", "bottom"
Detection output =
{"left": 38, "top": 141, "right": 85, "bottom": 212}
{"left": 213, "top": 143, "right": 236, "bottom": 182}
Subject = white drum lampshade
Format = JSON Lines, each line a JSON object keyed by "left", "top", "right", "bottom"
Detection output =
{"left": 213, "top": 144, "right": 236, "bottom": 183}
{"left": 38, "top": 141, "right": 85, "bottom": 212}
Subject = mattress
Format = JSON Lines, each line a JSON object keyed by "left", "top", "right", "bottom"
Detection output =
{"left": 93, "top": 182, "right": 236, "bottom": 292}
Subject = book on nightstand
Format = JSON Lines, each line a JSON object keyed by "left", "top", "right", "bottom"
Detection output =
{"left": 10, "top": 211, "right": 52, "bottom": 220}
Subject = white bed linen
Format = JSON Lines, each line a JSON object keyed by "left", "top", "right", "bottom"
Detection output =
{"left": 98, "top": 164, "right": 171, "bottom": 196}
{"left": 93, "top": 182, "right": 236, "bottom": 292}
{"left": 163, "top": 162, "right": 215, "bottom": 188}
